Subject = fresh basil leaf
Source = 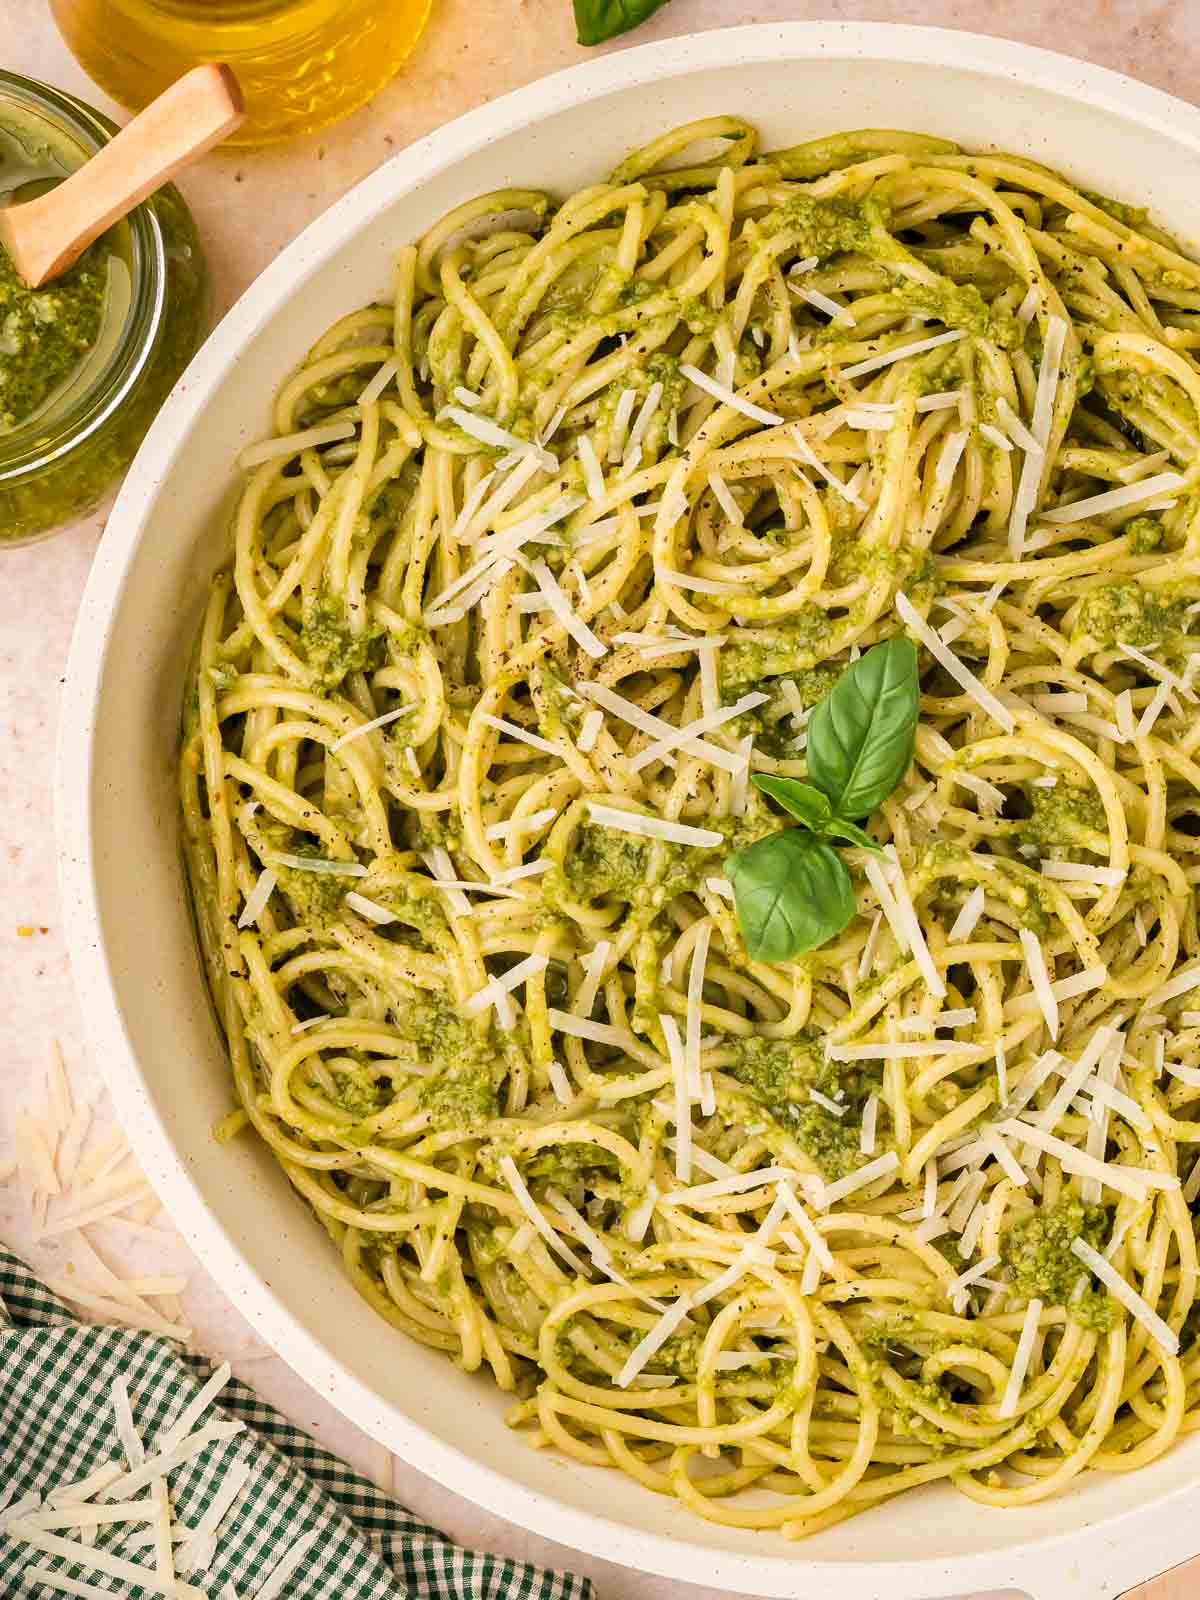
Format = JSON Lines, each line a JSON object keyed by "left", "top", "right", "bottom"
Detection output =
{"left": 573, "top": 0, "right": 671, "bottom": 44}
{"left": 752, "top": 775, "right": 832, "bottom": 831}
{"left": 821, "top": 816, "right": 883, "bottom": 853}
{"left": 807, "top": 636, "right": 919, "bottom": 819}
{"left": 726, "top": 829, "right": 856, "bottom": 962}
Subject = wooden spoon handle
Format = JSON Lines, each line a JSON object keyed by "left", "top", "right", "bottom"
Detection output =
{"left": 4, "top": 64, "right": 243, "bottom": 286}
{"left": 1121, "top": 1551, "right": 1200, "bottom": 1597}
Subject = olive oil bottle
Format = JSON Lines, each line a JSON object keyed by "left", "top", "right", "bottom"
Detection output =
{"left": 51, "top": 0, "right": 433, "bottom": 147}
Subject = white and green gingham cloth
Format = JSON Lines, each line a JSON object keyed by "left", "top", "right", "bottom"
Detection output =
{"left": 0, "top": 1248, "right": 595, "bottom": 1600}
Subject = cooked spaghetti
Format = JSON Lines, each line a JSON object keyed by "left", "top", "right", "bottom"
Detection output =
{"left": 181, "top": 119, "right": 1200, "bottom": 1536}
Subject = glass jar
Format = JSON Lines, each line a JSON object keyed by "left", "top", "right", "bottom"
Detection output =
{"left": 50, "top": 0, "right": 434, "bottom": 148}
{"left": 0, "top": 71, "right": 206, "bottom": 549}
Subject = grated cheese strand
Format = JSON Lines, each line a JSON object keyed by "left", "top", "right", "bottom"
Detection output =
{"left": 896, "top": 591, "right": 1015, "bottom": 732}
{"left": 1070, "top": 1237, "right": 1178, "bottom": 1355}
{"left": 679, "top": 363, "right": 784, "bottom": 426}
{"left": 999, "top": 1298, "right": 1044, "bottom": 1417}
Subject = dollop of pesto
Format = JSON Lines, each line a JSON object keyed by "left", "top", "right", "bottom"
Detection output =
{"left": 775, "top": 193, "right": 883, "bottom": 262}
{"left": 328, "top": 1063, "right": 383, "bottom": 1119}
{"left": 0, "top": 241, "right": 108, "bottom": 429}
{"left": 891, "top": 278, "right": 1019, "bottom": 347}
{"left": 300, "top": 592, "right": 385, "bottom": 691}
{"left": 1127, "top": 515, "right": 1165, "bottom": 555}
{"left": 719, "top": 606, "right": 855, "bottom": 692}
{"left": 525, "top": 1139, "right": 618, "bottom": 1189}
{"left": 1021, "top": 782, "right": 1107, "bottom": 850}
{"left": 723, "top": 1033, "right": 880, "bottom": 1180}
{"left": 273, "top": 856, "right": 350, "bottom": 927}
{"left": 394, "top": 990, "right": 498, "bottom": 1131}
{"left": 0, "top": 108, "right": 206, "bottom": 542}
{"left": 1072, "top": 580, "right": 1193, "bottom": 659}
{"left": 1000, "top": 1194, "right": 1115, "bottom": 1328}
{"left": 553, "top": 816, "right": 754, "bottom": 908}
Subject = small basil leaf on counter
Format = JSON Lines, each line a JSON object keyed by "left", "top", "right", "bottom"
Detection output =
{"left": 726, "top": 829, "right": 856, "bottom": 962}
{"left": 819, "top": 816, "right": 883, "bottom": 853}
{"left": 573, "top": 0, "right": 672, "bottom": 45}
{"left": 752, "top": 775, "right": 832, "bottom": 831}
{"left": 807, "top": 636, "right": 920, "bottom": 819}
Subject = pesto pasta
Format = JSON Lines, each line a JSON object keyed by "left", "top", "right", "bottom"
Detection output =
{"left": 181, "top": 118, "right": 1200, "bottom": 1537}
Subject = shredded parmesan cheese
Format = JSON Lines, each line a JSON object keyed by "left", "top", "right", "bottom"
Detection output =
{"left": 840, "top": 328, "right": 967, "bottom": 380}
{"left": 330, "top": 703, "right": 416, "bottom": 751}
{"left": 679, "top": 363, "right": 784, "bottom": 426}
{"left": 615, "top": 1293, "right": 694, "bottom": 1388}
{"left": 1019, "top": 929, "right": 1059, "bottom": 1040}
{"left": 999, "top": 1297, "right": 1043, "bottom": 1416}
{"left": 586, "top": 802, "right": 723, "bottom": 848}
{"left": 817, "top": 1151, "right": 899, "bottom": 1209}
{"left": 1044, "top": 472, "right": 1187, "bottom": 525}
{"left": 238, "top": 421, "right": 355, "bottom": 469}
{"left": 1070, "top": 1237, "right": 1178, "bottom": 1354}
{"left": 499, "top": 1155, "right": 589, "bottom": 1275}
{"left": 896, "top": 591, "right": 1015, "bottom": 732}
{"left": 526, "top": 558, "right": 606, "bottom": 659}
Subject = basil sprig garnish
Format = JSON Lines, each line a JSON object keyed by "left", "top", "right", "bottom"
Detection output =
{"left": 808, "top": 634, "right": 921, "bottom": 817}
{"left": 573, "top": 0, "right": 671, "bottom": 44}
{"left": 726, "top": 637, "right": 920, "bottom": 963}
{"left": 725, "top": 830, "right": 857, "bottom": 963}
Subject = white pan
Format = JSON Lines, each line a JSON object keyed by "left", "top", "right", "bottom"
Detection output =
{"left": 56, "top": 24, "right": 1200, "bottom": 1598}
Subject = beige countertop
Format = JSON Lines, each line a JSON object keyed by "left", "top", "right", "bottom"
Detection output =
{"left": 3, "top": 2, "right": 1198, "bottom": 1596}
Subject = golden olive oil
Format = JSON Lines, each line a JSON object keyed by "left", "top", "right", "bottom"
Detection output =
{"left": 51, "top": 0, "right": 433, "bottom": 147}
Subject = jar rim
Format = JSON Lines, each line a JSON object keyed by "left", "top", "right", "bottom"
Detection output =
{"left": 0, "top": 70, "right": 168, "bottom": 484}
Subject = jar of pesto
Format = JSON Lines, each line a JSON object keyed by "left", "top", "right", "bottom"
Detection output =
{"left": 0, "top": 71, "right": 207, "bottom": 547}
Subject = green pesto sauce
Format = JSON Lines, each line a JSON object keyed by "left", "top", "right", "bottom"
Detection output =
{"left": 552, "top": 816, "right": 759, "bottom": 910}
{"left": 824, "top": 534, "right": 915, "bottom": 595}
{"left": 1072, "top": 580, "right": 1194, "bottom": 658}
{"left": 363, "top": 879, "right": 448, "bottom": 938}
{"left": 1082, "top": 190, "right": 1149, "bottom": 230}
{"left": 561, "top": 821, "right": 656, "bottom": 900}
{"left": 775, "top": 193, "right": 883, "bottom": 261}
{"left": 926, "top": 843, "right": 1050, "bottom": 936}
{"left": 733, "top": 663, "right": 842, "bottom": 758}
{"left": 764, "top": 193, "right": 1017, "bottom": 346}
{"left": 768, "top": 130, "right": 958, "bottom": 183}
{"left": 890, "top": 278, "right": 1019, "bottom": 347}
{"left": 328, "top": 1063, "right": 383, "bottom": 1119}
{"left": 395, "top": 990, "right": 497, "bottom": 1129}
{"left": 1021, "top": 782, "right": 1107, "bottom": 850}
{"left": 589, "top": 1325, "right": 707, "bottom": 1382}
{"left": 871, "top": 1372, "right": 959, "bottom": 1448}
{"left": 718, "top": 605, "right": 851, "bottom": 692}
{"left": 419, "top": 1058, "right": 495, "bottom": 1129}
{"left": 1127, "top": 515, "right": 1166, "bottom": 555}
{"left": 274, "top": 857, "right": 349, "bottom": 927}
{"left": 723, "top": 1033, "right": 881, "bottom": 1180}
{"left": 1000, "top": 1194, "right": 1115, "bottom": 1329}
{"left": 0, "top": 110, "right": 115, "bottom": 432}
{"left": 862, "top": 1314, "right": 961, "bottom": 1360}
{"left": 525, "top": 1140, "right": 618, "bottom": 1189}
{"left": 538, "top": 666, "right": 584, "bottom": 736}
{"left": 0, "top": 241, "right": 109, "bottom": 429}
{"left": 300, "top": 591, "right": 385, "bottom": 691}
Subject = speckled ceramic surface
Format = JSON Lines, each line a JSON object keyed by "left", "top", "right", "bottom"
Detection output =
{"left": 8, "top": 5, "right": 1200, "bottom": 1597}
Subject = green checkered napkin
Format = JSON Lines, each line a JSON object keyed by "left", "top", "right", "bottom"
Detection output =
{"left": 0, "top": 1248, "right": 595, "bottom": 1600}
